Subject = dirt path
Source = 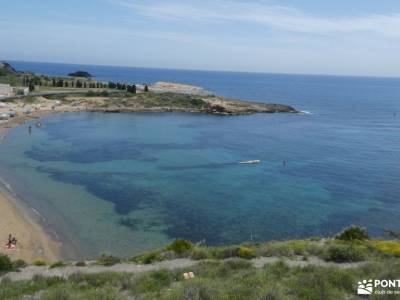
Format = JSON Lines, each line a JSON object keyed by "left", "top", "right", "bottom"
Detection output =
{"left": 1, "top": 256, "right": 367, "bottom": 282}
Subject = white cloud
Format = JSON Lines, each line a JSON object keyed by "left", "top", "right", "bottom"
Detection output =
{"left": 114, "top": 0, "right": 400, "bottom": 39}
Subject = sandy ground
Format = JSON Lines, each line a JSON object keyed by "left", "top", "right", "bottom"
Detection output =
{"left": 0, "top": 97, "right": 74, "bottom": 262}
{"left": 0, "top": 188, "right": 61, "bottom": 262}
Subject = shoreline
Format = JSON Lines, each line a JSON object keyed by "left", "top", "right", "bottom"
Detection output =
{"left": 0, "top": 93, "right": 297, "bottom": 262}
{"left": 0, "top": 108, "right": 69, "bottom": 262}
{"left": 0, "top": 176, "right": 61, "bottom": 262}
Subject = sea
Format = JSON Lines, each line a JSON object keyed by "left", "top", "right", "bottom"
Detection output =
{"left": 0, "top": 60, "right": 399, "bottom": 259}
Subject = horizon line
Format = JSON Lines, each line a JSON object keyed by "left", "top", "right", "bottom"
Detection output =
{"left": 5, "top": 58, "right": 400, "bottom": 80}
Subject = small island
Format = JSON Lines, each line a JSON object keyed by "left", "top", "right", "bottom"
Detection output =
{"left": 67, "top": 71, "right": 93, "bottom": 78}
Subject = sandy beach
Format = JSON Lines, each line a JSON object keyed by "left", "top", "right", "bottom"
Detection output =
{"left": 0, "top": 98, "right": 72, "bottom": 262}
{"left": 0, "top": 186, "right": 61, "bottom": 262}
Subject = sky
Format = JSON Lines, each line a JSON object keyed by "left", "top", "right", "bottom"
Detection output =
{"left": 1, "top": 0, "right": 400, "bottom": 77}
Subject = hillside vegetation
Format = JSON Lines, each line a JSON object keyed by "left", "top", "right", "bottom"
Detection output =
{"left": 1, "top": 226, "right": 400, "bottom": 299}
{"left": 47, "top": 91, "right": 297, "bottom": 115}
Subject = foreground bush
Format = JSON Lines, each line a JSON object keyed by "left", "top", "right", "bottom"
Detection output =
{"left": 335, "top": 225, "right": 369, "bottom": 241}
{"left": 97, "top": 253, "right": 121, "bottom": 266}
{"left": 50, "top": 261, "right": 67, "bottom": 269}
{"left": 131, "top": 250, "right": 165, "bottom": 264}
{"left": 257, "top": 240, "right": 324, "bottom": 258}
{"left": 0, "top": 254, "right": 13, "bottom": 273}
{"left": 166, "top": 239, "right": 193, "bottom": 255}
{"left": 75, "top": 261, "right": 86, "bottom": 267}
{"left": 1, "top": 258, "right": 400, "bottom": 299}
{"left": 237, "top": 246, "right": 256, "bottom": 259}
{"left": 369, "top": 240, "right": 400, "bottom": 257}
{"left": 324, "top": 244, "right": 366, "bottom": 262}
{"left": 12, "top": 259, "right": 27, "bottom": 270}
{"left": 33, "top": 259, "right": 46, "bottom": 266}
{"left": 134, "top": 269, "right": 173, "bottom": 293}
{"left": 210, "top": 246, "right": 241, "bottom": 259}
{"left": 190, "top": 248, "right": 210, "bottom": 260}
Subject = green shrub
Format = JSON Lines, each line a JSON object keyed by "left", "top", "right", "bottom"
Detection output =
{"left": 135, "top": 269, "right": 173, "bottom": 292}
{"left": 39, "top": 287, "right": 73, "bottom": 300}
{"left": 23, "top": 96, "right": 37, "bottom": 103}
{"left": 211, "top": 246, "right": 239, "bottom": 259}
{"left": 288, "top": 240, "right": 324, "bottom": 256}
{"left": 335, "top": 225, "right": 369, "bottom": 241}
{"left": 324, "top": 244, "right": 366, "bottom": 262}
{"left": 190, "top": 248, "right": 210, "bottom": 260}
{"left": 263, "top": 260, "right": 290, "bottom": 280}
{"left": 131, "top": 250, "right": 166, "bottom": 264}
{"left": 173, "top": 280, "right": 220, "bottom": 300}
{"left": 257, "top": 242, "right": 293, "bottom": 257}
{"left": 224, "top": 258, "right": 253, "bottom": 270}
{"left": 258, "top": 286, "right": 287, "bottom": 300}
{"left": 190, "top": 98, "right": 206, "bottom": 108}
{"left": 68, "top": 272, "right": 125, "bottom": 288}
{"left": 166, "top": 239, "right": 193, "bottom": 255}
{"left": 257, "top": 240, "right": 324, "bottom": 258}
{"left": 50, "top": 261, "right": 66, "bottom": 269}
{"left": 97, "top": 253, "right": 121, "bottom": 266}
{"left": 75, "top": 261, "right": 86, "bottom": 267}
{"left": 0, "top": 254, "right": 13, "bottom": 273}
{"left": 142, "top": 252, "right": 161, "bottom": 264}
{"left": 288, "top": 267, "right": 344, "bottom": 299}
{"left": 33, "top": 259, "right": 47, "bottom": 266}
{"left": 12, "top": 259, "right": 27, "bottom": 270}
{"left": 237, "top": 246, "right": 256, "bottom": 259}
{"left": 369, "top": 240, "right": 400, "bottom": 257}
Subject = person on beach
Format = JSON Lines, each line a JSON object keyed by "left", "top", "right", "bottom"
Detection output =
{"left": 6, "top": 233, "right": 18, "bottom": 250}
{"left": 6, "top": 234, "right": 12, "bottom": 248}
{"left": 6, "top": 234, "right": 17, "bottom": 250}
{"left": 11, "top": 236, "right": 17, "bottom": 247}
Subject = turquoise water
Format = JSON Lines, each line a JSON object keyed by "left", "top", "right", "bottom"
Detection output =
{"left": 0, "top": 61, "right": 399, "bottom": 259}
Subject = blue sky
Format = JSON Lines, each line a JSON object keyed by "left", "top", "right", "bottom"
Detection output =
{"left": 1, "top": 0, "right": 400, "bottom": 76}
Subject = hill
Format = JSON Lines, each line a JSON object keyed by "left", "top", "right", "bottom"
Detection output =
{"left": 0, "top": 61, "right": 18, "bottom": 75}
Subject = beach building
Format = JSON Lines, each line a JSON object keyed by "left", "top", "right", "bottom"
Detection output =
{"left": 19, "top": 87, "right": 29, "bottom": 96}
{"left": 0, "top": 84, "right": 14, "bottom": 98}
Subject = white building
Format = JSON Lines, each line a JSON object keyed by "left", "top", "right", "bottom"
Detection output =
{"left": 18, "top": 87, "right": 29, "bottom": 96}
{"left": 0, "top": 84, "right": 14, "bottom": 99}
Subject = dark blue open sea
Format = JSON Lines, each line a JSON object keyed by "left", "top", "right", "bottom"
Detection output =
{"left": 1, "top": 61, "right": 399, "bottom": 259}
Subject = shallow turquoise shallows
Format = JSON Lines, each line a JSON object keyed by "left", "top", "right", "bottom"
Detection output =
{"left": 1, "top": 61, "right": 400, "bottom": 259}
